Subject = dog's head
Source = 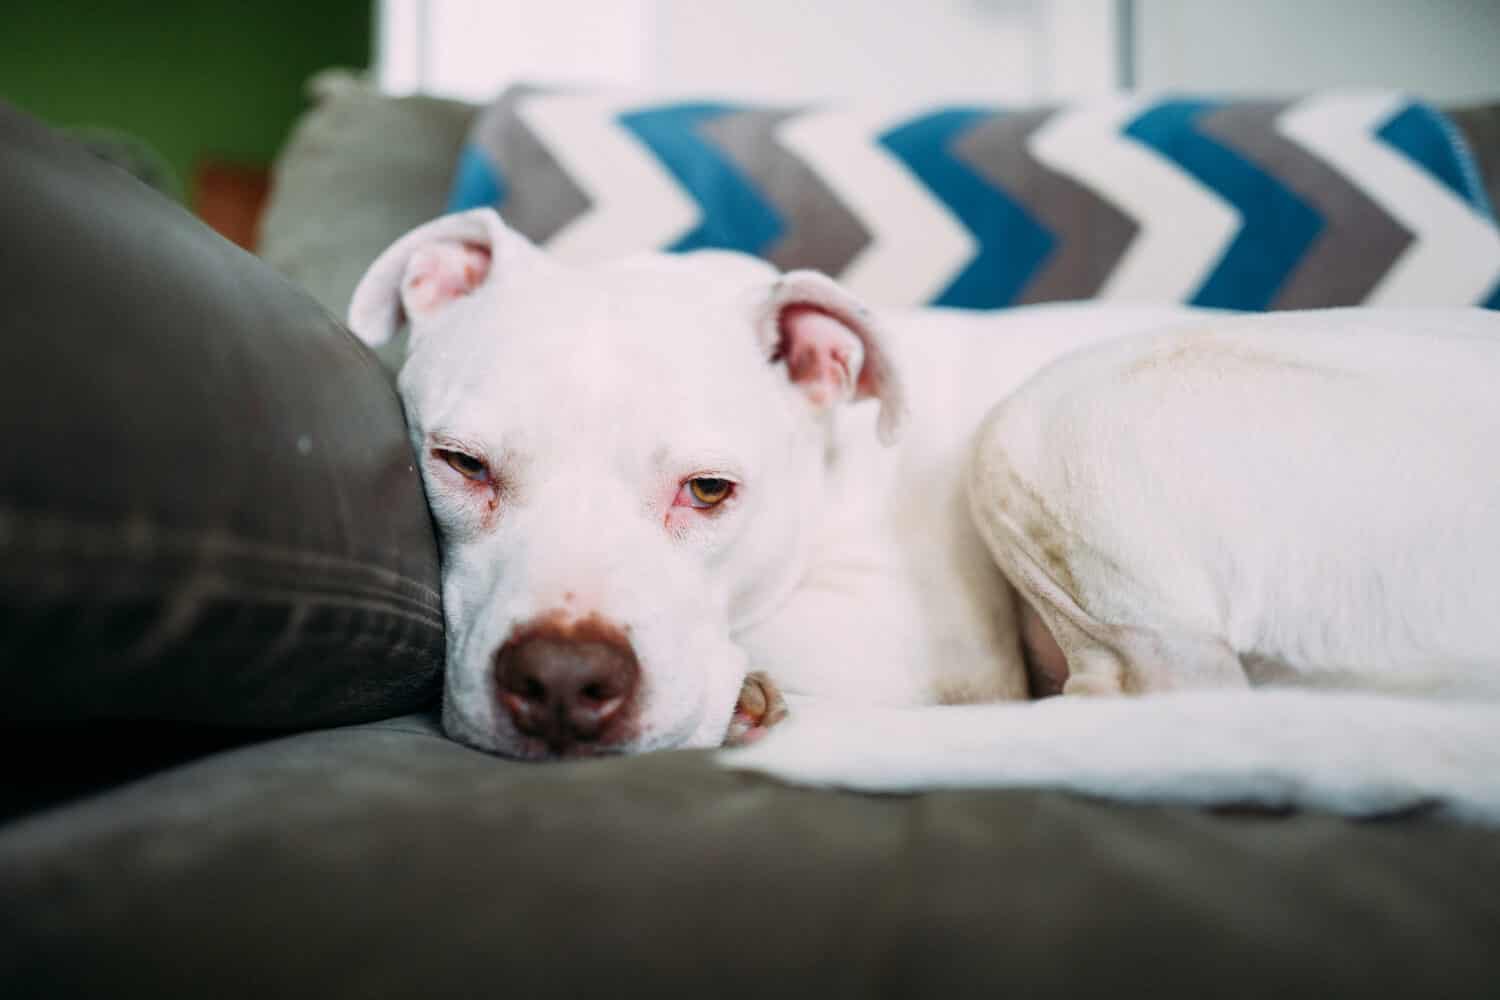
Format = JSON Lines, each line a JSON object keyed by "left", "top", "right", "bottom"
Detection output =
{"left": 349, "top": 208, "right": 905, "bottom": 758}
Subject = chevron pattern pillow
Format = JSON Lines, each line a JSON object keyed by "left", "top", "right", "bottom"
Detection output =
{"left": 448, "top": 88, "right": 1500, "bottom": 312}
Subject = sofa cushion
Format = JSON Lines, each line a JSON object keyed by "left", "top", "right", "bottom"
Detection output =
{"left": 451, "top": 89, "right": 1500, "bottom": 311}
{"left": 0, "top": 103, "right": 444, "bottom": 731}
{"left": 2, "top": 721, "right": 1498, "bottom": 998}
{"left": 257, "top": 70, "right": 478, "bottom": 368}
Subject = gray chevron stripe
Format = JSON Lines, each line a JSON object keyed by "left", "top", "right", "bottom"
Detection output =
{"left": 1448, "top": 104, "right": 1500, "bottom": 217}
{"left": 468, "top": 86, "right": 591, "bottom": 245}
{"left": 954, "top": 109, "right": 1138, "bottom": 304}
{"left": 699, "top": 109, "right": 871, "bottom": 276}
{"left": 1198, "top": 103, "right": 1412, "bottom": 310}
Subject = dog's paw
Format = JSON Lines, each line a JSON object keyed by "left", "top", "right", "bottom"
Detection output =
{"left": 722, "top": 671, "right": 790, "bottom": 747}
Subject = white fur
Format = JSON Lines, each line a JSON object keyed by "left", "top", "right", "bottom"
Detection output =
{"left": 729, "top": 692, "right": 1500, "bottom": 823}
{"left": 351, "top": 209, "right": 1500, "bottom": 822}
{"left": 731, "top": 307, "right": 1500, "bottom": 822}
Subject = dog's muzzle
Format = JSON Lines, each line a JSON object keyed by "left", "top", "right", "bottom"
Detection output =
{"left": 492, "top": 611, "right": 641, "bottom": 756}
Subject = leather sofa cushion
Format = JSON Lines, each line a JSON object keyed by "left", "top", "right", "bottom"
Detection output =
{"left": 3, "top": 719, "right": 1497, "bottom": 997}
{"left": 0, "top": 103, "right": 443, "bottom": 730}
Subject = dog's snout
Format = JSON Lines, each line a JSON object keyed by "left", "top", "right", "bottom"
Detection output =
{"left": 493, "top": 613, "right": 640, "bottom": 754}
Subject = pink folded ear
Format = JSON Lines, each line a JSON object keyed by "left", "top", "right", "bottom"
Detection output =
{"left": 757, "top": 270, "right": 907, "bottom": 445}
{"left": 346, "top": 208, "right": 541, "bottom": 348}
{"left": 401, "top": 242, "right": 492, "bottom": 318}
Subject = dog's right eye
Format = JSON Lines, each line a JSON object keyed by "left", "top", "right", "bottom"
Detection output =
{"left": 435, "top": 449, "right": 490, "bottom": 482}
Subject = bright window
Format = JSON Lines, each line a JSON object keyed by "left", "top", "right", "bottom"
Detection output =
{"left": 375, "top": 0, "right": 1121, "bottom": 103}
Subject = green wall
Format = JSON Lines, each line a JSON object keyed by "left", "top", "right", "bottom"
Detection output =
{"left": 1, "top": 1, "right": 372, "bottom": 200}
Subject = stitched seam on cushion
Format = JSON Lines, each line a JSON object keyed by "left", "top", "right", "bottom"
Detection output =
{"left": 0, "top": 588, "right": 445, "bottom": 690}
{"left": 2, "top": 575, "right": 445, "bottom": 632}
{"left": 169, "top": 586, "right": 444, "bottom": 630}
{"left": 7, "top": 556, "right": 445, "bottom": 625}
{"left": 0, "top": 506, "right": 442, "bottom": 606}
{"left": 1, "top": 551, "right": 444, "bottom": 626}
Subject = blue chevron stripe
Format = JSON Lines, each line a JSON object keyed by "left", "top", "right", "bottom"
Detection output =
{"left": 1125, "top": 100, "right": 1322, "bottom": 310}
{"left": 1377, "top": 102, "right": 1491, "bottom": 216}
{"left": 447, "top": 143, "right": 505, "bottom": 213}
{"left": 1484, "top": 280, "right": 1500, "bottom": 310}
{"left": 879, "top": 109, "right": 1053, "bottom": 308}
{"left": 618, "top": 103, "right": 783, "bottom": 255}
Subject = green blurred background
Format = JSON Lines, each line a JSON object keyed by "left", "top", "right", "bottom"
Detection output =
{"left": 1, "top": 1, "right": 371, "bottom": 201}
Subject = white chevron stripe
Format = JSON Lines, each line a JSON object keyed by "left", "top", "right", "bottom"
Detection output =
{"left": 776, "top": 106, "right": 975, "bottom": 305}
{"left": 1278, "top": 93, "right": 1500, "bottom": 305}
{"left": 1028, "top": 97, "right": 1240, "bottom": 302}
{"left": 515, "top": 94, "right": 699, "bottom": 261}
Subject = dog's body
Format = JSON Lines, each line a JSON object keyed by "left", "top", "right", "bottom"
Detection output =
{"left": 350, "top": 208, "right": 1500, "bottom": 821}
{"left": 731, "top": 299, "right": 1209, "bottom": 709}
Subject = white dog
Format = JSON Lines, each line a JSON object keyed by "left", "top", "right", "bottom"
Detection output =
{"left": 349, "top": 207, "right": 1500, "bottom": 822}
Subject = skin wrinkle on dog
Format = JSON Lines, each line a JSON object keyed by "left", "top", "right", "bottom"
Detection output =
{"left": 350, "top": 208, "right": 1500, "bottom": 822}
{"left": 1118, "top": 330, "right": 1349, "bottom": 382}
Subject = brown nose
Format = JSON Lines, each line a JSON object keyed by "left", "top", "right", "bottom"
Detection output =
{"left": 493, "top": 613, "right": 640, "bottom": 754}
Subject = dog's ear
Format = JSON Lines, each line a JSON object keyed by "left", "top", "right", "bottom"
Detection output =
{"left": 347, "top": 208, "right": 542, "bottom": 347}
{"left": 756, "top": 270, "right": 907, "bottom": 445}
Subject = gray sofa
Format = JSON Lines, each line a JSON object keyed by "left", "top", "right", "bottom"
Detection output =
{"left": 4, "top": 84, "right": 1500, "bottom": 998}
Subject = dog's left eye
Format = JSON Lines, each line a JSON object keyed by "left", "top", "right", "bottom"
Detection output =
{"left": 677, "top": 477, "right": 735, "bottom": 509}
{"left": 435, "top": 449, "right": 490, "bottom": 482}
